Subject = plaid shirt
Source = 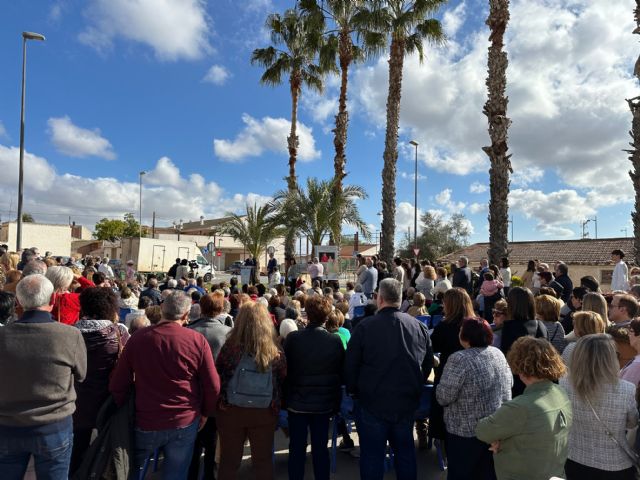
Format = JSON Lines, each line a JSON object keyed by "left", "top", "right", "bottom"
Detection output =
{"left": 436, "top": 346, "right": 512, "bottom": 437}
{"left": 560, "top": 377, "right": 638, "bottom": 471}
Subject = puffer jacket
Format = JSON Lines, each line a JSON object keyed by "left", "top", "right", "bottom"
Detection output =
{"left": 284, "top": 325, "right": 344, "bottom": 413}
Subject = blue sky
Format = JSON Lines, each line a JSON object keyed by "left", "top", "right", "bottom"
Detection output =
{"left": 0, "top": 0, "right": 637, "bottom": 246}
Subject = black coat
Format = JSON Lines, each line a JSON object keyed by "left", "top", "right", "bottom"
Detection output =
{"left": 284, "top": 325, "right": 345, "bottom": 413}
{"left": 344, "top": 307, "right": 433, "bottom": 422}
{"left": 452, "top": 267, "right": 472, "bottom": 295}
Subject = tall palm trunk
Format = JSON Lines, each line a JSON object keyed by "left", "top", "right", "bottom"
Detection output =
{"left": 285, "top": 76, "right": 301, "bottom": 267}
{"left": 628, "top": 2, "right": 640, "bottom": 264}
{"left": 380, "top": 35, "right": 405, "bottom": 266}
{"left": 330, "top": 28, "right": 352, "bottom": 248}
{"left": 484, "top": 0, "right": 512, "bottom": 266}
{"left": 333, "top": 29, "right": 351, "bottom": 191}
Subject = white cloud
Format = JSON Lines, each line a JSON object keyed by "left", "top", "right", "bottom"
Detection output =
{"left": 435, "top": 188, "right": 466, "bottom": 213}
{"left": 396, "top": 202, "right": 422, "bottom": 236}
{"left": 79, "top": 0, "right": 212, "bottom": 61}
{"left": 47, "top": 116, "right": 116, "bottom": 160}
{"left": 213, "top": 114, "right": 321, "bottom": 163}
{"left": 203, "top": 65, "right": 231, "bottom": 86}
{"left": 0, "top": 143, "right": 270, "bottom": 227}
{"left": 509, "top": 188, "right": 596, "bottom": 238}
{"left": 0, "top": 122, "right": 8, "bottom": 140}
{"left": 351, "top": 0, "right": 637, "bottom": 206}
{"left": 469, "top": 202, "right": 487, "bottom": 214}
{"left": 399, "top": 171, "right": 427, "bottom": 181}
{"left": 469, "top": 182, "right": 488, "bottom": 194}
{"left": 443, "top": 1, "right": 467, "bottom": 37}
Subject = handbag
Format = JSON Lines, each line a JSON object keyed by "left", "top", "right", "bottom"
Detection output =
{"left": 587, "top": 397, "right": 640, "bottom": 477}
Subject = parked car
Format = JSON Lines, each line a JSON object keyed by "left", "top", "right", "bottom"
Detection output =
{"left": 227, "top": 261, "right": 243, "bottom": 275}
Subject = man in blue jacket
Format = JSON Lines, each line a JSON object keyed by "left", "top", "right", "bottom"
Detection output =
{"left": 345, "top": 278, "right": 433, "bottom": 480}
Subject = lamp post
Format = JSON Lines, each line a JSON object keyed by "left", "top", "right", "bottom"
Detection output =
{"left": 16, "top": 31, "right": 45, "bottom": 251}
{"left": 409, "top": 140, "right": 419, "bottom": 258}
{"left": 139, "top": 171, "right": 146, "bottom": 237}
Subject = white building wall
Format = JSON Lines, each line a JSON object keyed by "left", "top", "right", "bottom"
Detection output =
{"left": 1, "top": 223, "right": 72, "bottom": 256}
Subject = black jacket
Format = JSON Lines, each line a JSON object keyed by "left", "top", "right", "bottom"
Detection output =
{"left": 554, "top": 274, "right": 573, "bottom": 304}
{"left": 284, "top": 325, "right": 345, "bottom": 413}
{"left": 344, "top": 307, "right": 433, "bottom": 422}
{"left": 452, "top": 267, "right": 472, "bottom": 295}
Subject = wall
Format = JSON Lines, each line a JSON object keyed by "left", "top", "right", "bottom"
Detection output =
{"left": 508, "top": 263, "right": 615, "bottom": 290}
{"left": 1, "top": 222, "right": 72, "bottom": 256}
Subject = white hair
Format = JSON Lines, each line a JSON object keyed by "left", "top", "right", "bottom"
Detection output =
{"left": 257, "top": 297, "right": 269, "bottom": 308}
{"left": 161, "top": 290, "right": 191, "bottom": 320}
{"left": 16, "top": 274, "right": 54, "bottom": 310}
{"left": 45, "top": 266, "right": 74, "bottom": 292}
{"left": 167, "top": 279, "right": 177, "bottom": 288}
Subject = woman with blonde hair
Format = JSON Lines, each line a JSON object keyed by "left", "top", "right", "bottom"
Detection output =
{"left": 561, "top": 311, "right": 606, "bottom": 368}
{"left": 407, "top": 292, "right": 428, "bottom": 318}
{"left": 476, "top": 337, "right": 572, "bottom": 480}
{"left": 561, "top": 335, "right": 638, "bottom": 479}
{"left": 416, "top": 265, "right": 437, "bottom": 300}
{"left": 534, "top": 294, "right": 566, "bottom": 353}
{"left": 581, "top": 292, "right": 608, "bottom": 325}
{"left": 429, "top": 287, "right": 476, "bottom": 442}
{"left": 215, "top": 302, "right": 287, "bottom": 480}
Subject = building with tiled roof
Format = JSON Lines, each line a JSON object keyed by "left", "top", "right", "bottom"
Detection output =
{"left": 439, "top": 237, "right": 635, "bottom": 289}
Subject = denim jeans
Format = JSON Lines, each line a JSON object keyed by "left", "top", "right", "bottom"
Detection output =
{"left": 287, "top": 411, "right": 331, "bottom": 480}
{"left": 0, "top": 422, "right": 73, "bottom": 480}
{"left": 133, "top": 419, "right": 199, "bottom": 480}
{"left": 355, "top": 404, "right": 416, "bottom": 480}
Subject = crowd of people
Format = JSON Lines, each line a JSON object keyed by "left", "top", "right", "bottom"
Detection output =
{"left": 0, "top": 244, "right": 639, "bottom": 480}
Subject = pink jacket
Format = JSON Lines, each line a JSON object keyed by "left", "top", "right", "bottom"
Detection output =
{"left": 480, "top": 279, "right": 503, "bottom": 297}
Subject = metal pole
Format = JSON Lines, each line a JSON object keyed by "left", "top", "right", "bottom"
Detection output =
{"left": 16, "top": 37, "right": 27, "bottom": 251}
{"left": 139, "top": 171, "right": 145, "bottom": 237}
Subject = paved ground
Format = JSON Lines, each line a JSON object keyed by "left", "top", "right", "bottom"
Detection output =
{"left": 149, "top": 428, "right": 446, "bottom": 479}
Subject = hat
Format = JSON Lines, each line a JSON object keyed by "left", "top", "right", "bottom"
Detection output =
{"left": 279, "top": 318, "right": 298, "bottom": 339}
{"left": 127, "top": 260, "right": 134, "bottom": 265}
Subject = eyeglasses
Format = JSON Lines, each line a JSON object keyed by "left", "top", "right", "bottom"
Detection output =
{"left": 492, "top": 310, "right": 505, "bottom": 315}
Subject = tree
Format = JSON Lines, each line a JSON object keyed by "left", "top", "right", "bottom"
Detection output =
{"left": 356, "top": 0, "right": 446, "bottom": 265}
{"left": 628, "top": 2, "right": 640, "bottom": 264}
{"left": 218, "top": 203, "right": 285, "bottom": 281}
{"left": 21, "top": 213, "right": 34, "bottom": 223}
{"left": 251, "top": 8, "right": 326, "bottom": 193}
{"left": 251, "top": 7, "right": 327, "bottom": 263}
{"left": 397, "top": 212, "right": 471, "bottom": 260}
{"left": 270, "top": 177, "right": 371, "bottom": 249}
{"left": 484, "top": 0, "right": 512, "bottom": 266}
{"left": 300, "top": 0, "right": 383, "bottom": 194}
{"left": 94, "top": 213, "right": 145, "bottom": 242}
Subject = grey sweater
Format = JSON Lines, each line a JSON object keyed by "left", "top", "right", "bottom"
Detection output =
{"left": 0, "top": 313, "right": 87, "bottom": 427}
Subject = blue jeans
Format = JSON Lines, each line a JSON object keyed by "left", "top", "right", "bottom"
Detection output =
{"left": 0, "top": 423, "right": 73, "bottom": 480}
{"left": 133, "top": 419, "right": 199, "bottom": 480}
{"left": 355, "top": 404, "right": 416, "bottom": 480}
{"left": 287, "top": 411, "right": 331, "bottom": 480}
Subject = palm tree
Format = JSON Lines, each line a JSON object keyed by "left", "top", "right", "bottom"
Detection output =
{"left": 356, "top": 0, "right": 446, "bottom": 265}
{"left": 251, "top": 8, "right": 325, "bottom": 193}
{"left": 627, "top": 3, "right": 640, "bottom": 263}
{"left": 270, "top": 177, "right": 371, "bottom": 250}
{"left": 218, "top": 203, "right": 284, "bottom": 282}
{"left": 300, "top": 0, "right": 384, "bottom": 194}
{"left": 483, "top": 0, "right": 512, "bottom": 266}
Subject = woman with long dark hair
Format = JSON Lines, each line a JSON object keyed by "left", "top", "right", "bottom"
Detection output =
{"left": 430, "top": 288, "right": 475, "bottom": 443}
{"left": 500, "top": 287, "right": 547, "bottom": 396}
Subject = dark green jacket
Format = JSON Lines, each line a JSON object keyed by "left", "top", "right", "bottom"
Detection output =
{"left": 476, "top": 380, "right": 572, "bottom": 480}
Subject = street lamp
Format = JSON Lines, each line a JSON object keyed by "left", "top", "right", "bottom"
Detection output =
{"left": 16, "top": 31, "right": 45, "bottom": 251}
{"left": 409, "top": 140, "right": 419, "bottom": 258}
{"left": 139, "top": 171, "right": 146, "bottom": 237}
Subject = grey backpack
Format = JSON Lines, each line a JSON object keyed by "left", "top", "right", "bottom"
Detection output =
{"left": 227, "top": 352, "right": 273, "bottom": 408}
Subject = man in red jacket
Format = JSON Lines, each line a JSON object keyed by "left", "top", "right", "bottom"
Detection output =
{"left": 110, "top": 290, "right": 220, "bottom": 479}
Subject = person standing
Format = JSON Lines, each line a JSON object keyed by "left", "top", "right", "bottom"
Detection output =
{"left": 452, "top": 256, "right": 473, "bottom": 296}
{"left": 476, "top": 337, "right": 572, "bottom": 480}
{"left": 344, "top": 278, "right": 433, "bottom": 480}
{"left": 437, "top": 317, "right": 513, "bottom": 480}
{"left": 109, "top": 291, "right": 221, "bottom": 479}
{"left": 215, "top": 302, "right": 287, "bottom": 480}
{"left": 611, "top": 249, "right": 630, "bottom": 292}
{"left": 392, "top": 257, "right": 405, "bottom": 286}
{"left": 267, "top": 253, "right": 278, "bottom": 285}
{"left": 361, "top": 258, "right": 378, "bottom": 299}
{"left": 561, "top": 334, "right": 638, "bottom": 480}
{"left": 0, "top": 274, "right": 87, "bottom": 479}
{"left": 97, "top": 257, "right": 114, "bottom": 278}
{"left": 284, "top": 296, "right": 344, "bottom": 480}
{"left": 308, "top": 257, "right": 324, "bottom": 285}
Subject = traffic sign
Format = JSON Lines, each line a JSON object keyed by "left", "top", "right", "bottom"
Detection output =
{"left": 267, "top": 245, "right": 276, "bottom": 255}
{"left": 216, "top": 251, "right": 222, "bottom": 257}
{"left": 413, "top": 248, "right": 420, "bottom": 257}
{"left": 202, "top": 248, "right": 208, "bottom": 254}
{"left": 207, "top": 242, "right": 215, "bottom": 252}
